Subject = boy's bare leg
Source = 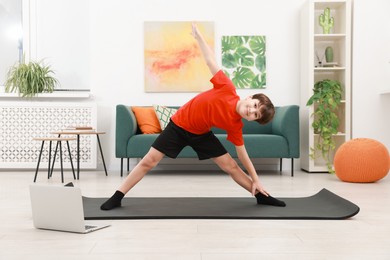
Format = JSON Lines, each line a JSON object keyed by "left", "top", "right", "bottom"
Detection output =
{"left": 212, "top": 153, "right": 286, "bottom": 207}
{"left": 212, "top": 153, "right": 255, "bottom": 192}
{"left": 100, "top": 147, "right": 165, "bottom": 210}
{"left": 118, "top": 148, "right": 165, "bottom": 194}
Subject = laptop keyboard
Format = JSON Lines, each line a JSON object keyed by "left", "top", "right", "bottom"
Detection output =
{"left": 85, "top": 225, "right": 97, "bottom": 230}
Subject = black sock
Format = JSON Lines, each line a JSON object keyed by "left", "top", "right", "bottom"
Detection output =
{"left": 100, "top": 190, "right": 124, "bottom": 210}
{"left": 255, "top": 192, "right": 286, "bottom": 207}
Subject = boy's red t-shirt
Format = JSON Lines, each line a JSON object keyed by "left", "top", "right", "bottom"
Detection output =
{"left": 171, "top": 70, "right": 244, "bottom": 146}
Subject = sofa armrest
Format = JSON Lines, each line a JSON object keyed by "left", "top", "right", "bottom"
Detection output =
{"left": 116, "top": 105, "right": 137, "bottom": 158}
{"left": 271, "top": 105, "right": 300, "bottom": 158}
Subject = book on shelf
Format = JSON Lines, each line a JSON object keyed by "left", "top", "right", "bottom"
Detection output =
{"left": 65, "top": 126, "right": 94, "bottom": 130}
{"left": 323, "top": 62, "right": 338, "bottom": 67}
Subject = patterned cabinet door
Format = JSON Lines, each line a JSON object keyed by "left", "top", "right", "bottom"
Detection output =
{"left": 0, "top": 102, "right": 97, "bottom": 169}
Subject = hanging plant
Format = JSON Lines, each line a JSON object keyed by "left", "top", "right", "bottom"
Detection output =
{"left": 306, "top": 79, "right": 342, "bottom": 173}
{"left": 5, "top": 59, "right": 59, "bottom": 98}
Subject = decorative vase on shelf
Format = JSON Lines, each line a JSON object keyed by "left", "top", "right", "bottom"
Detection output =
{"left": 325, "top": 46, "right": 334, "bottom": 63}
{"left": 319, "top": 7, "right": 334, "bottom": 34}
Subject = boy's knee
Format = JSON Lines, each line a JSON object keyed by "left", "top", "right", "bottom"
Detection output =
{"left": 222, "top": 158, "right": 239, "bottom": 172}
{"left": 140, "top": 155, "right": 159, "bottom": 169}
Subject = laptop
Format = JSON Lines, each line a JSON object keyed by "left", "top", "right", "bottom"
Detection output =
{"left": 29, "top": 184, "right": 110, "bottom": 233}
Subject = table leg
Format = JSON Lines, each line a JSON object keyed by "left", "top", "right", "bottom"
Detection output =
{"left": 50, "top": 141, "right": 59, "bottom": 178}
{"left": 96, "top": 134, "right": 108, "bottom": 176}
{"left": 59, "top": 141, "right": 64, "bottom": 183}
{"left": 66, "top": 140, "right": 76, "bottom": 180}
{"left": 48, "top": 141, "right": 52, "bottom": 179}
{"left": 77, "top": 134, "right": 80, "bottom": 180}
{"left": 33, "top": 141, "right": 45, "bottom": 182}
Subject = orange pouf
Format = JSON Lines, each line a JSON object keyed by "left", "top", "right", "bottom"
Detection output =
{"left": 334, "top": 138, "right": 390, "bottom": 183}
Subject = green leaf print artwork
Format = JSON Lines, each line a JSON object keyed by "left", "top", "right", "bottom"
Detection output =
{"left": 221, "top": 35, "right": 266, "bottom": 89}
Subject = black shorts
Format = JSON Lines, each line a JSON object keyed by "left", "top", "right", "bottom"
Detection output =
{"left": 152, "top": 121, "right": 228, "bottom": 160}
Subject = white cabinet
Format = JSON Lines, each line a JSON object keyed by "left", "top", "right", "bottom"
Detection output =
{"left": 300, "top": 0, "right": 352, "bottom": 172}
{"left": 0, "top": 102, "right": 97, "bottom": 169}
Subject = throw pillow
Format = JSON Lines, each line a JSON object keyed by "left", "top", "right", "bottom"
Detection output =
{"left": 153, "top": 104, "right": 178, "bottom": 130}
{"left": 131, "top": 106, "right": 162, "bottom": 134}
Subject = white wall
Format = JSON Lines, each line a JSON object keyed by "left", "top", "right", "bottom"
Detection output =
{"left": 88, "top": 0, "right": 304, "bottom": 106}
{"left": 87, "top": 0, "right": 305, "bottom": 171}
{"left": 31, "top": 0, "right": 90, "bottom": 90}
{"left": 27, "top": 0, "right": 390, "bottom": 172}
{"left": 352, "top": 0, "right": 390, "bottom": 149}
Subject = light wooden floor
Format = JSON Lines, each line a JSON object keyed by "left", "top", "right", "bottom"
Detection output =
{"left": 1, "top": 168, "right": 389, "bottom": 260}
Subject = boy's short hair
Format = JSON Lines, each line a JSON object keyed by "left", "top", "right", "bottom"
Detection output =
{"left": 252, "top": 93, "right": 275, "bottom": 125}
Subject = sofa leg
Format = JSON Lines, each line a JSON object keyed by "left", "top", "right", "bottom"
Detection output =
{"left": 279, "top": 158, "right": 282, "bottom": 174}
{"left": 291, "top": 159, "right": 294, "bottom": 177}
{"left": 127, "top": 158, "right": 130, "bottom": 172}
{"left": 120, "top": 158, "right": 123, "bottom": 177}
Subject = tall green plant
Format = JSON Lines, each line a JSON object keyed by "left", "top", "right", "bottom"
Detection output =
{"left": 5, "top": 60, "right": 58, "bottom": 97}
{"left": 306, "top": 79, "right": 342, "bottom": 173}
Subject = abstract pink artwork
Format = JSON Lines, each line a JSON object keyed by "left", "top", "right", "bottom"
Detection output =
{"left": 144, "top": 21, "right": 214, "bottom": 92}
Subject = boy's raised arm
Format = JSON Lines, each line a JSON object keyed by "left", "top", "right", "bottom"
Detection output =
{"left": 191, "top": 23, "right": 220, "bottom": 75}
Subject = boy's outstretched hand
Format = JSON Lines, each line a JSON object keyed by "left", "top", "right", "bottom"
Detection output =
{"left": 191, "top": 22, "right": 200, "bottom": 39}
{"left": 252, "top": 180, "right": 269, "bottom": 197}
{"left": 252, "top": 180, "right": 286, "bottom": 207}
{"left": 189, "top": 22, "right": 219, "bottom": 75}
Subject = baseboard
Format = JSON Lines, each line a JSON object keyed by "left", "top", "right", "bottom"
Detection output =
{"left": 106, "top": 157, "right": 300, "bottom": 172}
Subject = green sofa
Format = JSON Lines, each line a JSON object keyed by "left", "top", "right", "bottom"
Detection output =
{"left": 116, "top": 105, "right": 300, "bottom": 177}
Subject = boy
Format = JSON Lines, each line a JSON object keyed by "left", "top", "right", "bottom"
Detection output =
{"left": 101, "top": 23, "right": 285, "bottom": 210}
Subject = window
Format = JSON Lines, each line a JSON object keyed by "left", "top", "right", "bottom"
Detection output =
{"left": 0, "top": 0, "right": 23, "bottom": 86}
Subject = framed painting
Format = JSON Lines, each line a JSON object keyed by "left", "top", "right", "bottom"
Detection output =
{"left": 144, "top": 21, "right": 214, "bottom": 92}
{"left": 221, "top": 35, "right": 267, "bottom": 89}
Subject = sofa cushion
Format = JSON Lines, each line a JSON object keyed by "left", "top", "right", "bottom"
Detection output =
{"left": 127, "top": 134, "right": 160, "bottom": 157}
{"left": 153, "top": 104, "right": 178, "bottom": 130}
{"left": 127, "top": 133, "right": 289, "bottom": 159}
{"left": 216, "top": 134, "right": 289, "bottom": 158}
{"left": 131, "top": 107, "right": 162, "bottom": 134}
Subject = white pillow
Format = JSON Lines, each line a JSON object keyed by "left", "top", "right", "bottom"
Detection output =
{"left": 153, "top": 104, "right": 178, "bottom": 130}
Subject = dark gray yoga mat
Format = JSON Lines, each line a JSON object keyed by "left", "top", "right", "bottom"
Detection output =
{"left": 83, "top": 189, "right": 359, "bottom": 220}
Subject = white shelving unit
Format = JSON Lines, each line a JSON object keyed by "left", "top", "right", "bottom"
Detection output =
{"left": 300, "top": 0, "right": 352, "bottom": 172}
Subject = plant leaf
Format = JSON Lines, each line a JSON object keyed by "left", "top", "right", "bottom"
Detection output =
{"left": 249, "top": 36, "right": 266, "bottom": 55}
{"left": 222, "top": 53, "right": 238, "bottom": 68}
{"left": 236, "top": 46, "right": 254, "bottom": 67}
{"left": 232, "top": 67, "right": 255, "bottom": 89}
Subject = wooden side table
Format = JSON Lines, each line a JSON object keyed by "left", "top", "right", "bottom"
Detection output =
{"left": 51, "top": 130, "right": 108, "bottom": 179}
{"left": 33, "top": 137, "right": 76, "bottom": 183}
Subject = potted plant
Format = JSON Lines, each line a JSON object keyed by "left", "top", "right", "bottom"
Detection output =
{"left": 306, "top": 79, "right": 342, "bottom": 173}
{"left": 5, "top": 59, "right": 59, "bottom": 97}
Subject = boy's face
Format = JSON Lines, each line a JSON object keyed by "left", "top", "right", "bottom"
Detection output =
{"left": 237, "top": 96, "right": 262, "bottom": 121}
